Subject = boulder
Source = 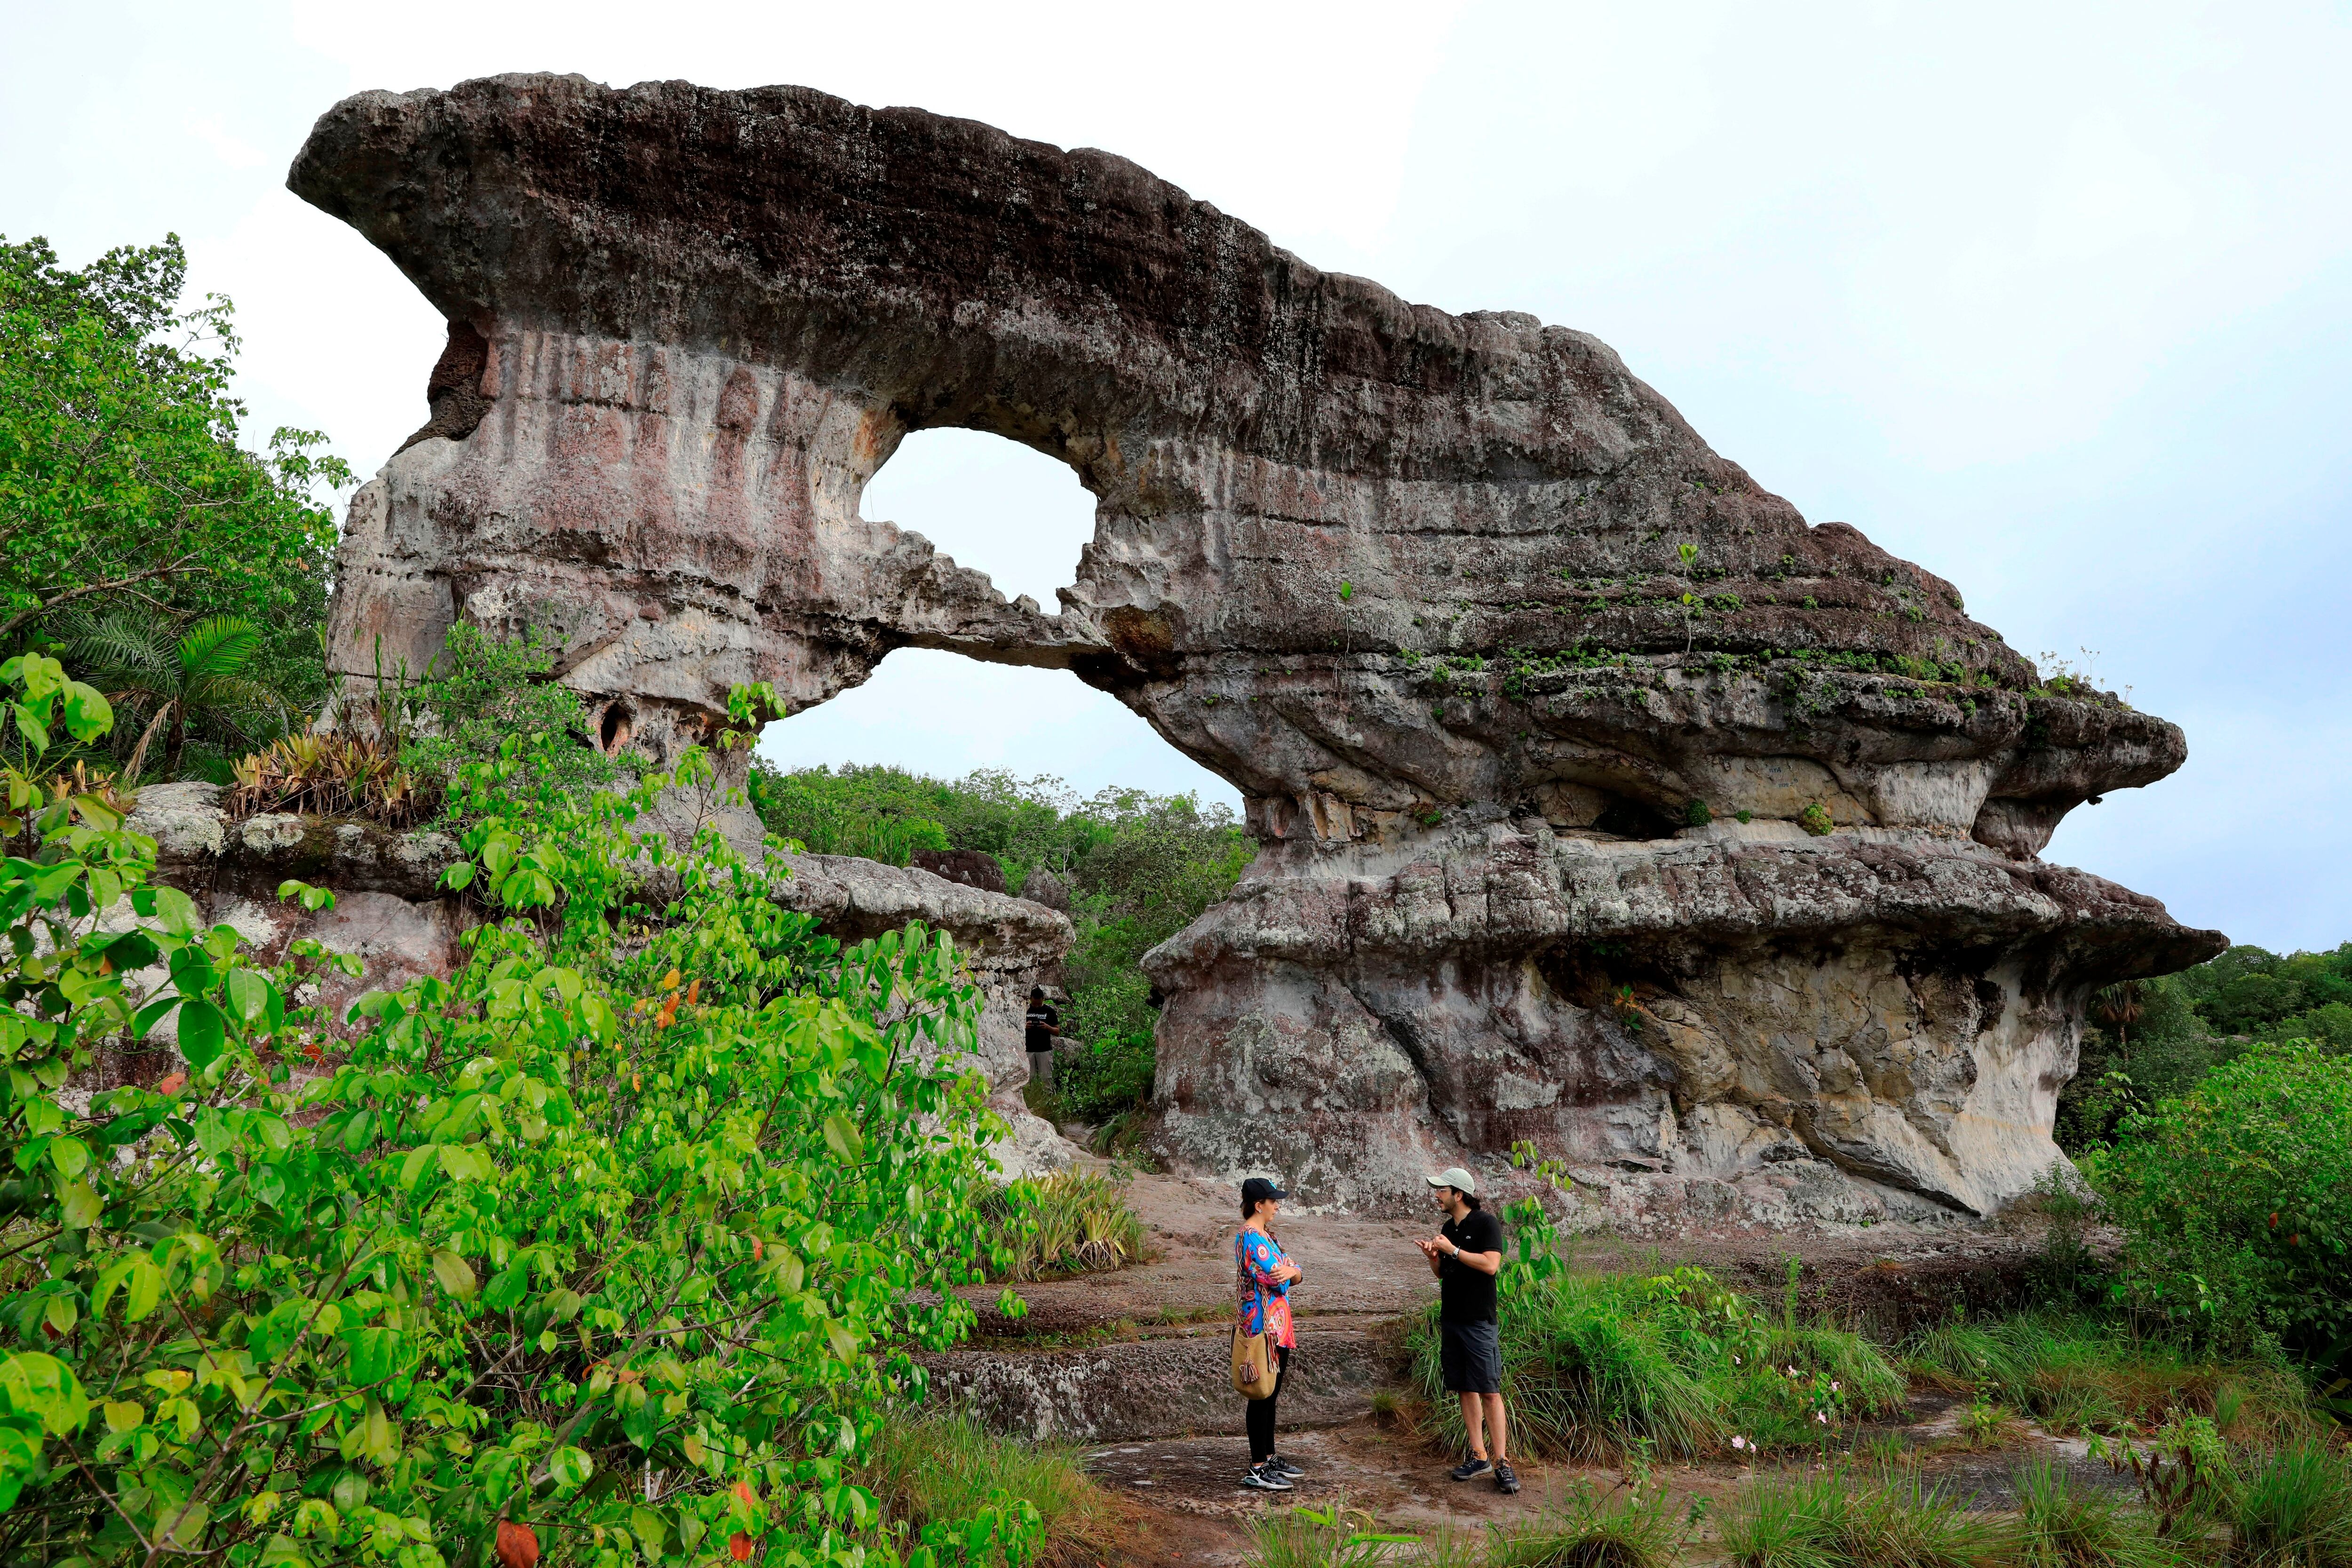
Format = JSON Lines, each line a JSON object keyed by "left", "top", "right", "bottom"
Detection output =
{"left": 286, "top": 74, "right": 2224, "bottom": 1215}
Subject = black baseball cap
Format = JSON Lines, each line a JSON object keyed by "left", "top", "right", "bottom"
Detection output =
{"left": 1241, "top": 1177, "right": 1290, "bottom": 1207}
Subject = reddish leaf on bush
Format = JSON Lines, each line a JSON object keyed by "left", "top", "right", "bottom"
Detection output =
{"left": 496, "top": 1520, "right": 539, "bottom": 1568}
{"left": 730, "top": 1532, "right": 755, "bottom": 1561}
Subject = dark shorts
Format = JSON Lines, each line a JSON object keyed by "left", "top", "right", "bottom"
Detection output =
{"left": 1439, "top": 1318, "right": 1502, "bottom": 1395}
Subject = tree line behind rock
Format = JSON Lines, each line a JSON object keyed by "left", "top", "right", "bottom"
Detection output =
{"left": 747, "top": 760, "right": 1255, "bottom": 1129}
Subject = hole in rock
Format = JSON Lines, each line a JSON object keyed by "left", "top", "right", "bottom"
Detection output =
{"left": 773, "top": 426, "right": 1238, "bottom": 818}
{"left": 859, "top": 427, "right": 1095, "bottom": 610}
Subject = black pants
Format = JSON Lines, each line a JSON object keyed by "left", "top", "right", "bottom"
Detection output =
{"left": 1245, "top": 1344, "right": 1291, "bottom": 1462}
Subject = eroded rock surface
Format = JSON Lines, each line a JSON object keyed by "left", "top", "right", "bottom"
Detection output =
{"left": 290, "top": 73, "right": 2222, "bottom": 1215}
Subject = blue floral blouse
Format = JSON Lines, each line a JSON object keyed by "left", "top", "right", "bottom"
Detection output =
{"left": 1234, "top": 1226, "right": 1295, "bottom": 1349}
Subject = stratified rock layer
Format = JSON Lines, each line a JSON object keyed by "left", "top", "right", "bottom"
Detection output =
{"left": 290, "top": 73, "right": 2222, "bottom": 1215}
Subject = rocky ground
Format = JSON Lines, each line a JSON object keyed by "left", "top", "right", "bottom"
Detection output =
{"left": 927, "top": 1173, "right": 2123, "bottom": 1566}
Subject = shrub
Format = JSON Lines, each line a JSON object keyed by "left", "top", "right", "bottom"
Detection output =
{"left": 2099, "top": 1043, "right": 2352, "bottom": 1352}
{"left": 395, "top": 621, "right": 623, "bottom": 797}
{"left": 1799, "top": 801, "right": 1834, "bottom": 836}
{"left": 0, "top": 677, "right": 1037, "bottom": 1565}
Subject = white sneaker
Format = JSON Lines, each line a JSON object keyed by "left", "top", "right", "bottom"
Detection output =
{"left": 1243, "top": 1463, "right": 1295, "bottom": 1491}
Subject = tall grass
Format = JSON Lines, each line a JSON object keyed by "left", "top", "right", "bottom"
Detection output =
{"left": 858, "top": 1412, "right": 1119, "bottom": 1566}
{"left": 1408, "top": 1267, "right": 1905, "bottom": 1462}
{"left": 1721, "top": 1471, "right": 2006, "bottom": 1568}
{"left": 977, "top": 1168, "right": 1147, "bottom": 1282}
{"left": 1907, "top": 1315, "right": 2308, "bottom": 1439}
{"left": 1246, "top": 1502, "right": 1422, "bottom": 1568}
{"left": 1481, "top": 1490, "right": 1690, "bottom": 1568}
{"left": 2230, "top": 1442, "right": 2352, "bottom": 1568}
{"left": 2014, "top": 1460, "right": 2172, "bottom": 1568}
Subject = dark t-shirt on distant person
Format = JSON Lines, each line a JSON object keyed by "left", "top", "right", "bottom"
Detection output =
{"left": 1438, "top": 1208, "right": 1505, "bottom": 1324}
{"left": 1025, "top": 1002, "right": 1059, "bottom": 1053}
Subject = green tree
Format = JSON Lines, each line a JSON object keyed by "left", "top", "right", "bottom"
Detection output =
{"left": 0, "top": 233, "right": 345, "bottom": 715}
{"left": 2098, "top": 1043, "right": 2352, "bottom": 1353}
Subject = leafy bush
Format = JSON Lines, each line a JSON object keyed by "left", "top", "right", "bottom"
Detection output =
{"left": 2098, "top": 1043, "right": 2352, "bottom": 1352}
{"left": 0, "top": 677, "right": 1041, "bottom": 1565}
{"left": 394, "top": 622, "right": 623, "bottom": 798}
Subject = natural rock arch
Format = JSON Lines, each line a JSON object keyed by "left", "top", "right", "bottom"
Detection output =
{"left": 294, "top": 73, "right": 2221, "bottom": 1218}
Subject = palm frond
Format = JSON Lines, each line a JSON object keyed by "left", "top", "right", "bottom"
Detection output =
{"left": 177, "top": 616, "right": 262, "bottom": 681}
{"left": 183, "top": 674, "right": 294, "bottom": 718}
{"left": 52, "top": 605, "right": 175, "bottom": 684}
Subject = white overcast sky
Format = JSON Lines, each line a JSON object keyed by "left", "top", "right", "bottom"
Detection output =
{"left": 7, "top": 0, "right": 2349, "bottom": 950}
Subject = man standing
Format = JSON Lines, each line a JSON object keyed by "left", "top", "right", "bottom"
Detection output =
{"left": 1415, "top": 1166, "right": 1517, "bottom": 1495}
{"left": 1025, "top": 987, "right": 1060, "bottom": 1053}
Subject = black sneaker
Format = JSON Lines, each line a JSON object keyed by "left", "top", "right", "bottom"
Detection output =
{"left": 1266, "top": 1455, "right": 1306, "bottom": 1479}
{"left": 1494, "top": 1461, "right": 1521, "bottom": 1495}
{"left": 1243, "top": 1463, "right": 1294, "bottom": 1492}
{"left": 1449, "top": 1457, "right": 1493, "bottom": 1482}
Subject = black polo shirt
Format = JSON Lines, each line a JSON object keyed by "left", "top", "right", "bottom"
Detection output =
{"left": 1438, "top": 1208, "right": 1504, "bottom": 1324}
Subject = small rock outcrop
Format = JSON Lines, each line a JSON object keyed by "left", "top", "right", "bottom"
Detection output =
{"left": 287, "top": 74, "right": 2222, "bottom": 1216}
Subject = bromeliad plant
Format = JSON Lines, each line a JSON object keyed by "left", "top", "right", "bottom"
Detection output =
{"left": 0, "top": 677, "right": 1035, "bottom": 1567}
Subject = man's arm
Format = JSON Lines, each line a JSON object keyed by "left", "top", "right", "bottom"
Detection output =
{"left": 1436, "top": 1234, "right": 1502, "bottom": 1276}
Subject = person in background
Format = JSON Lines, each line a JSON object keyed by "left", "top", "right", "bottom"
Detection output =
{"left": 1024, "top": 986, "right": 1060, "bottom": 1054}
{"left": 1415, "top": 1166, "right": 1517, "bottom": 1495}
{"left": 1235, "top": 1176, "right": 1305, "bottom": 1491}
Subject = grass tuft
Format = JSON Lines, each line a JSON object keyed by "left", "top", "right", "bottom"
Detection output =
{"left": 2014, "top": 1459, "right": 2172, "bottom": 1568}
{"left": 1723, "top": 1471, "right": 2008, "bottom": 1568}
{"left": 1482, "top": 1489, "right": 1690, "bottom": 1568}
{"left": 2230, "top": 1441, "right": 2352, "bottom": 1568}
{"left": 977, "top": 1167, "right": 1147, "bottom": 1282}
{"left": 1906, "top": 1315, "right": 2306, "bottom": 1440}
{"left": 858, "top": 1412, "right": 1119, "bottom": 1565}
{"left": 1410, "top": 1268, "right": 1904, "bottom": 1462}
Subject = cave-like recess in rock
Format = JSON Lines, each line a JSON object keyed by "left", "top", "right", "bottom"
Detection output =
{"left": 292, "top": 72, "right": 2223, "bottom": 1218}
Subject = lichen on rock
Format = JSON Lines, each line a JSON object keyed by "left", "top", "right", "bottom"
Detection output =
{"left": 288, "top": 72, "right": 2222, "bottom": 1216}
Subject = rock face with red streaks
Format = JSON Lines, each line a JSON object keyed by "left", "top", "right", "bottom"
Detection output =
{"left": 290, "top": 73, "right": 2221, "bottom": 1216}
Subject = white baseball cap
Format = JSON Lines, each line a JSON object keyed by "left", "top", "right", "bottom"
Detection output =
{"left": 1427, "top": 1166, "right": 1477, "bottom": 1195}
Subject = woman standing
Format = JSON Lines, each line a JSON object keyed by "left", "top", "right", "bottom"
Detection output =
{"left": 1235, "top": 1176, "right": 1305, "bottom": 1491}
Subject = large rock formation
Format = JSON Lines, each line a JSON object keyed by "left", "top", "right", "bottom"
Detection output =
{"left": 289, "top": 74, "right": 2222, "bottom": 1217}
